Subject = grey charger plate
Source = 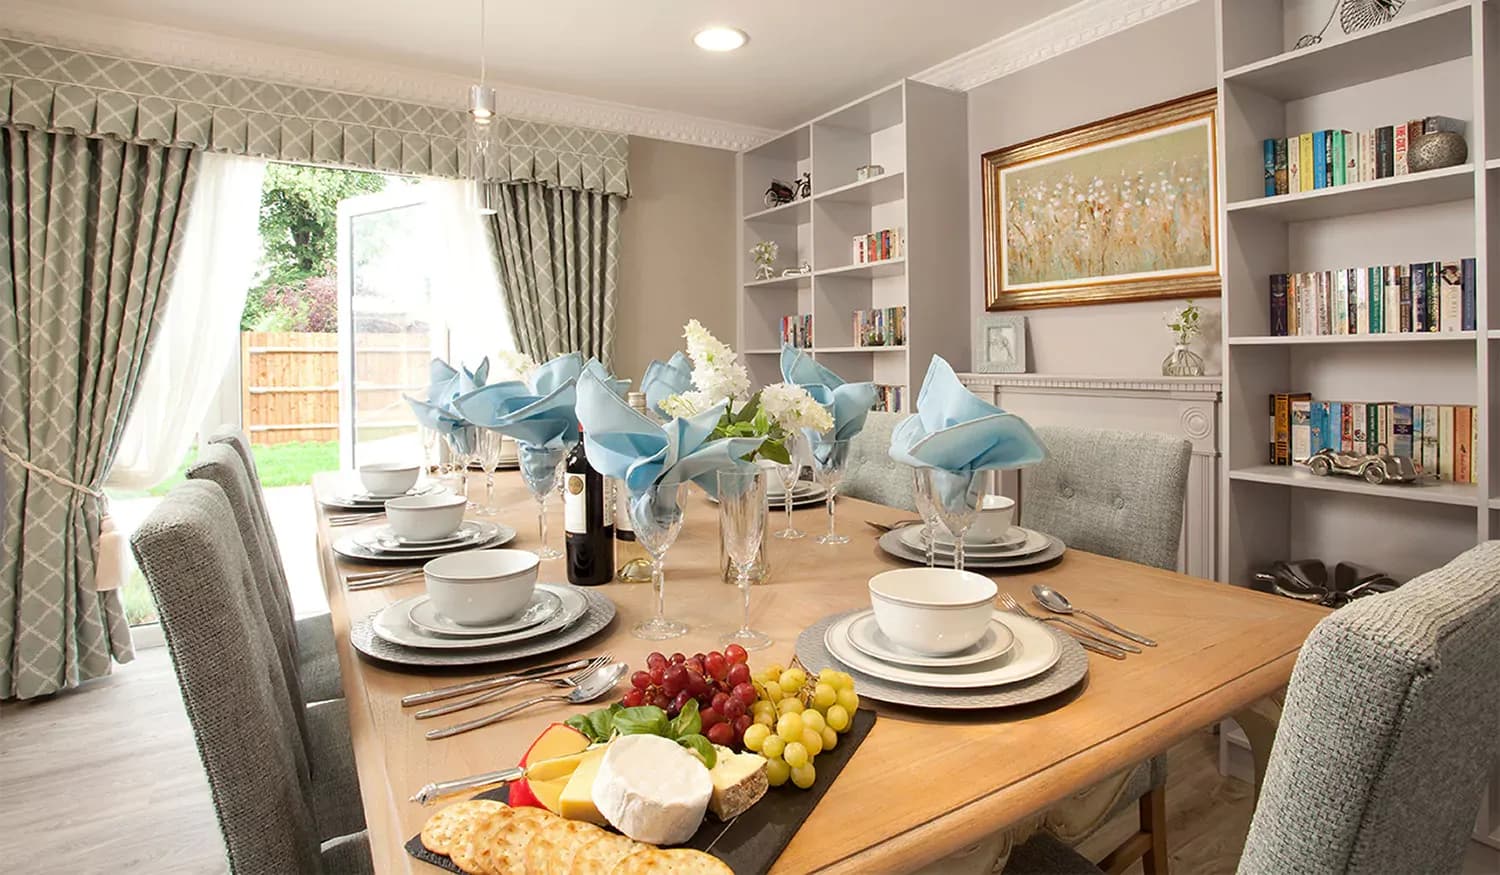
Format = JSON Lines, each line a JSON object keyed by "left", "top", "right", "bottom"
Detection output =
{"left": 349, "top": 586, "right": 616, "bottom": 667}
{"left": 878, "top": 527, "right": 1066, "bottom": 570}
{"left": 331, "top": 525, "right": 516, "bottom": 564}
{"left": 796, "top": 610, "right": 1089, "bottom": 710}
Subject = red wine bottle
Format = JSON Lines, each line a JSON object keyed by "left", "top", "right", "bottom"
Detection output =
{"left": 565, "top": 431, "right": 613, "bottom": 586}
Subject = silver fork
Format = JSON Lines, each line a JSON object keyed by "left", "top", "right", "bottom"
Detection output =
{"left": 998, "top": 592, "right": 1134, "bottom": 658}
{"left": 329, "top": 513, "right": 383, "bottom": 526}
{"left": 414, "top": 655, "right": 611, "bottom": 719}
{"left": 345, "top": 569, "right": 423, "bottom": 590}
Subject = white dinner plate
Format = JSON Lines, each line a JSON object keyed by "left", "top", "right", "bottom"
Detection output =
{"left": 331, "top": 526, "right": 515, "bottom": 564}
{"left": 843, "top": 611, "right": 1015, "bottom": 668}
{"left": 321, "top": 481, "right": 442, "bottom": 510}
{"left": 356, "top": 520, "right": 506, "bottom": 553}
{"left": 405, "top": 588, "right": 561, "bottom": 637}
{"left": 824, "top": 610, "right": 1059, "bottom": 688}
{"left": 898, "top": 524, "right": 1033, "bottom": 555}
{"left": 705, "top": 483, "right": 827, "bottom": 505}
{"left": 372, "top": 583, "right": 587, "bottom": 650}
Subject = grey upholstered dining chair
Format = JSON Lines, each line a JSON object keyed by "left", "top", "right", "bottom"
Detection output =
{"left": 209, "top": 426, "right": 343, "bottom": 701}
{"left": 1019, "top": 425, "right": 1192, "bottom": 571}
{"left": 131, "top": 480, "right": 370, "bottom": 874}
{"left": 841, "top": 411, "right": 917, "bottom": 511}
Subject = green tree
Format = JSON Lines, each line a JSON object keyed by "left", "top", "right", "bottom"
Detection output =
{"left": 258, "top": 163, "right": 387, "bottom": 284}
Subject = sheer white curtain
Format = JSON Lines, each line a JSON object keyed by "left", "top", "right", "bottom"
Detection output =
{"left": 420, "top": 177, "right": 514, "bottom": 371}
{"left": 107, "top": 153, "right": 268, "bottom": 489}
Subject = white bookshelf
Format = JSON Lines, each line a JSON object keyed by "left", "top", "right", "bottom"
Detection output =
{"left": 1216, "top": 0, "right": 1496, "bottom": 590}
{"left": 735, "top": 80, "right": 969, "bottom": 412}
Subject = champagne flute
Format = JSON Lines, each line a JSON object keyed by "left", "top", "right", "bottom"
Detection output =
{"left": 911, "top": 467, "right": 940, "bottom": 568}
{"left": 445, "top": 425, "right": 480, "bottom": 510}
{"left": 809, "top": 438, "right": 851, "bottom": 545}
{"left": 717, "top": 469, "right": 771, "bottom": 650}
{"left": 918, "top": 468, "right": 986, "bottom": 571}
{"left": 629, "top": 482, "right": 689, "bottom": 640}
{"left": 773, "top": 430, "right": 806, "bottom": 540}
{"left": 474, "top": 429, "right": 504, "bottom": 516}
{"left": 517, "top": 443, "right": 567, "bottom": 560}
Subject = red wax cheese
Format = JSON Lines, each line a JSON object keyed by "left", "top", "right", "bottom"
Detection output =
{"left": 508, "top": 722, "right": 589, "bottom": 809}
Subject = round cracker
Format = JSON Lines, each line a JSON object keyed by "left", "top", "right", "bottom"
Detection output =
{"left": 474, "top": 805, "right": 551, "bottom": 875}
{"left": 609, "top": 848, "right": 734, "bottom": 875}
{"left": 523, "top": 818, "right": 608, "bottom": 874}
{"left": 420, "top": 799, "right": 508, "bottom": 856}
{"left": 451, "top": 806, "right": 528, "bottom": 875}
{"left": 567, "top": 832, "right": 642, "bottom": 875}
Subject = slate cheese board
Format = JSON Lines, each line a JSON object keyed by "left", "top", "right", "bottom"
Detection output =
{"left": 406, "top": 708, "right": 877, "bottom": 874}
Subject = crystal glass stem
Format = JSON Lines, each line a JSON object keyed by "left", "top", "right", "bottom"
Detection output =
{"left": 923, "top": 521, "right": 936, "bottom": 568}
{"left": 535, "top": 495, "right": 559, "bottom": 560}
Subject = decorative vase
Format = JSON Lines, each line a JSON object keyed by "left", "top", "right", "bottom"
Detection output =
{"left": 1407, "top": 131, "right": 1467, "bottom": 173}
{"left": 1162, "top": 343, "right": 1205, "bottom": 377}
{"left": 719, "top": 524, "right": 771, "bottom": 584}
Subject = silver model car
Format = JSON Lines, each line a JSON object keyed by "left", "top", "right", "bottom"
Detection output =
{"left": 1305, "top": 448, "right": 1419, "bottom": 484}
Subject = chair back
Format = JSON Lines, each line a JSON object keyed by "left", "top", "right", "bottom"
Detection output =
{"left": 1239, "top": 540, "right": 1500, "bottom": 875}
{"left": 1019, "top": 425, "right": 1190, "bottom": 569}
{"left": 209, "top": 427, "right": 292, "bottom": 601}
{"left": 841, "top": 411, "right": 917, "bottom": 511}
{"left": 130, "top": 480, "right": 322, "bottom": 874}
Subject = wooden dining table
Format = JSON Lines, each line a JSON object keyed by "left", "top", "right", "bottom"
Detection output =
{"left": 312, "top": 470, "right": 1328, "bottom": 874}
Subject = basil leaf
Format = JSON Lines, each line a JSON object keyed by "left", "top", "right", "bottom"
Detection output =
{"left": 676, "top": 733, "right": 717, "bottom": 769}
{"left": 612, "top": 705, "right": 669, "bottom": 737}
{"left": 582, "top": 703, "right": 622, "bottom": 741}
{"left": 758, "top": 438, "right": 791, "bottom": 465}
{"left": 668, "top": 698, "right": 701, "bottom": 738}
{"left": 564, "top": 713, "right": 595, "bottom": 740}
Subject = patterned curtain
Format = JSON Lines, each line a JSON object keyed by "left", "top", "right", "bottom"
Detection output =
{"left": 0, "top": 128, "right": 198, "bottom": 699}
{"left": 485, "top": 181, "right": 622, "bottom": 366}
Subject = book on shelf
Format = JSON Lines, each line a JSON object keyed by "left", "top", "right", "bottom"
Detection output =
{"left": 1263, "top": 118, "right": 1467, "bottom": 196}
{"left": 780, "top": 314, "right": 813, "bottom": 349}
{"left": 1263, "top": 140, "right": 1276, "bottom": 197}
{"left": 1410, "top": 262, "right": 1428, "bottom": 333}
{"left": 851, "top": 306, "right": 907, "bottom": 348}
{"left": 851, "top": 228, "right": 904, "bottom": 265}
{"left": 1393, "top": 122, "right": 1409, "bottom": 176}
{"left": 1455, "top": 407, "right": 1472, "bottom": 484}
{"left": 1290, "top": 394, "right": 1314, "bottom": 463}
{"left": 1287, "top": 136, "right": 1302, "bottom": 193}
{"left": 1269, "top": 395, "right": 1478, "bottom": 482}
{"left": 1461, "top": 259, "right": 1477, "bottom": 331}
{"left": 873, "top": 384, "right": 904, "bottom": 413}
{"left": 1312, "top": 130, "right": 1328, "bottom": 190}
{"left": 1438, "top": 405, "right": 1455, "bottom": 482}
{"left": 1299, "top": 134, "right": 1314, "bottom": 193}
{"left": 1269, "top": 258, "right": 1475, "bottom": 336}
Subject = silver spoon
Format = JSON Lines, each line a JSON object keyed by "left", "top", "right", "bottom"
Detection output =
{"left": 425, "top": 661, "right": 627, "bottom": 740}
{"left": 1031, "top": 585, "right": 1157, "bottom": 647}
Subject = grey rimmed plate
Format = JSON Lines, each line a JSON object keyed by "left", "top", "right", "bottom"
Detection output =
{"left": 879, "top": 527, "right": 1065, "bottom": 570}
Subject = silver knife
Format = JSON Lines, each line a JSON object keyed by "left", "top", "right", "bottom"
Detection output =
{"left": 401, "top": 657, "right": 593, "bottom": 707}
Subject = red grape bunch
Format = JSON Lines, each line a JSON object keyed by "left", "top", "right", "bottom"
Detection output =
{"left": 621, "top": 643, "right": 757, "bottom": 747}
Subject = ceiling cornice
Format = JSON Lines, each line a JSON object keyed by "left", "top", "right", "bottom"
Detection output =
{"left": 0, "top": 0, "right": 778, "bottom": 151}
{"left": 912, "top": 0, "right": 1201, "bottom": 92}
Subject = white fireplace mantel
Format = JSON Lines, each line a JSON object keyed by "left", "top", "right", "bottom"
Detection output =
{"left": 959, "top": 373, "right": 1223, "bottom": 581}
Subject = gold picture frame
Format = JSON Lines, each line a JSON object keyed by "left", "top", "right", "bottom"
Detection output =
{"left": 983, "top": 90, "right": 1220, "bottom": 311}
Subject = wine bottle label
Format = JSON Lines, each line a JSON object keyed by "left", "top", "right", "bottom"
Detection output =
{"left": 614, "top": 481, "right": 634, "bottom": 534}
{"left": 564, "top": 473, "right": 587, "bottom": 534}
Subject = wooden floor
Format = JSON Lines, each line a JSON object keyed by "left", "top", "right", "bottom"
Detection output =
{"left": 1, "top": 646, "right": 1495, "bottom": 874}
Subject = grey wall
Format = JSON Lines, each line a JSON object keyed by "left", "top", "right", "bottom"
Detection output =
{"left": 615, "top": 136, "right": 738, "bottom": 382}
{"left": 966, "top": 0, "right": 1221, "bottom": 376}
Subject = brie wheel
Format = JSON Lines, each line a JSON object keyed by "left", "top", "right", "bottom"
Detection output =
{"left": 591, "top": 734, "right": 711, "bottom": 845}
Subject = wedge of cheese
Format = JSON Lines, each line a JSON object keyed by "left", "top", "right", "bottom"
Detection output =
{"left": 706, "top": 745, "right": 768, "bottom": 821}
{"left": 558, "top": 746, "right": 610, "bottom": 825}
{"left": 591, "top": 734, "right": 711, "bottom": 845}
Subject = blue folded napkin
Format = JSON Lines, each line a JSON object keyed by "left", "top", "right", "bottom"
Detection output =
{"left": 528, "top": 352, "right": 584, "bottom": 395}
{"left": 407, "top": 356, "right": 487, "bottom": 439}
{"left": 576, "top": 370, "right": 760, "bottom": 522}
{"left": 641, "top": 351, "right": 693, "bottom": 416}
{"left": 584, "top": 357, "right": 631, "bottom": 397}
{"left": 890, "top": 356, "right": 1046, "bottom": 472}
{"left": 780, "top": 346, "right": 879, "bottom": 442}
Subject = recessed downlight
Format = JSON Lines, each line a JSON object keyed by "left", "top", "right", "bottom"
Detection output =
{"left": 694, "top": 26, "right": 747, "bottom": 52}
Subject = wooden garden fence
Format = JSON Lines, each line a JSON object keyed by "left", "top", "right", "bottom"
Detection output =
{"left": 241, "top": 331, "right": 430, "bottom": 445}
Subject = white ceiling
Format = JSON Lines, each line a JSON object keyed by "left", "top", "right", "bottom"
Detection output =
{"left": 35, "top": 0, "right": 1078, "bottom": 130}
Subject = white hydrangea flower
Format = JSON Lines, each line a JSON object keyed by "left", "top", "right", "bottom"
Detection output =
{"left": 760, "top": 382, "right": 834, "bottom": 433}
{"left": 659, "top": 390, "right": 713, "bottom": 420}
{"left": 680, "top": 319, "right": 750, "bottom": 407}
{"left": 494, "top": 350, "right": 537, "bottom": 382}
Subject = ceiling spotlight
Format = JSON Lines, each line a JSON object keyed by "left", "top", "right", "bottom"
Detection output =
{"left": 694, "top": 26, "right": 747, "bottom": 52}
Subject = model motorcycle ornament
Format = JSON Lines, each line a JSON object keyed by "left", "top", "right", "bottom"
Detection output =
{"left": 1303, "top": 446, "right": 1419, "bottom": 484}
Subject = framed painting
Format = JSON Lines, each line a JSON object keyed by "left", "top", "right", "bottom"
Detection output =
{"left": 983, "top": 90, "right": 1220, "bottom": 310}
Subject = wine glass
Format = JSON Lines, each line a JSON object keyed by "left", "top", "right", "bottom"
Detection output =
{"left": 910, "top": 467, "right": 940, "bottom": 568}
{"left": 474, "top": 429, "right": 505, "bottom": 516}
{"left": 628, "top": 482, "right": 689, "bottom": 640}
{"left": 419, "top": 424, "right": 440, "bottom": 477}
{"left": 517, "top": 443, "right": 567, "bottom": 560}
{"left": 717, "top": 469, "right": 771, "bottom": 650}
{"left": 918, "top": 468, "right": 986, "bottom": 572}
{"left": 444, "top": 425, "right": 480, "bottom": 510}
{"left": 808, "top": 438, "right": 851, "bottom": 545}
{"left": 773, "top": 430, "right": 806, "bottom": 540}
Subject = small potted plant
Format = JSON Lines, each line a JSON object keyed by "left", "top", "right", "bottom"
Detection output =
{"left": 1162, "top": 300, "right": 1205, "bottom": 377}
{"left": 750, "top": 241, "right": 779, "bottom": 281}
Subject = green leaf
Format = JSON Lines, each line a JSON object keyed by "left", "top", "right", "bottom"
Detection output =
{"left": 667, "top": 698, "right": 701, "bottom": 738}
{"left": 676, "top": 733, "right": 717, "bottom": 769}
{"left": 564, "top": 714, "right": 594, "bottom": 740}
{"left": 731, "top": 392, "right": 762, "bottom": 425}
{"left": 758, "top": 439, "right": 791, "bottom": 465}
{"left": 567, "top": 702, "right": 623, "bottom": 742}
{"left": 612, "top": 705, "right": 670, "bottom": 737}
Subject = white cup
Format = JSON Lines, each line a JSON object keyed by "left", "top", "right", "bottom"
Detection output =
{"left": 423, "top": 549, "right": 540, "bottom": 625}
{"left": 868, "top": 568, "right": 997, "bottom": 655}
{"left": 968, "top": 495, "right": 1017, "bottom": 543}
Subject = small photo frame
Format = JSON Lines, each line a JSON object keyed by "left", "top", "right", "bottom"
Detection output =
{"left": 973, "top": 314, "right": 1027, "bottom": 374}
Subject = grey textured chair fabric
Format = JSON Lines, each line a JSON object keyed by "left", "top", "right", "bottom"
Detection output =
{"left": 131, "top": 480, "right": 369, "bottom": 873}
{"left": 1239, "top": 540, "right": 1500, "bottom": 875}
{"left": 306, "top": 698, "right": 367, "bottom": 840}
{"left": 1006, "top": 832, "right": 1105, "bottom": 875}
{"left": 1020, "top": 425, "right": 1191, "bottom": 571}
{"left": 209, "top": 427, "right": 343, "bottom": 700}
{"left": 841, "top": 411, "right": 916, "bottom": 511}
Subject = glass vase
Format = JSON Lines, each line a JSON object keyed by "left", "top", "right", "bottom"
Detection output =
{"left": 1161, "top": 343, "right": 1204, "bottom": 377}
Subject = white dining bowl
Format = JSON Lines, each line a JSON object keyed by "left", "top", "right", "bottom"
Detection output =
{"left": 423, "top": 549, "right": 540, "bottom": 626}
{"left": 868, "top": 568, "right": 998, "bottom": 656}
{"left": 358, "top": 462, "right": 420, "bottom": 497}
{"left": 385, "top": 492, "right": 466, "bottom": 542}
{"left": 968, "top": 494, "right": 1017, "bottom": 543}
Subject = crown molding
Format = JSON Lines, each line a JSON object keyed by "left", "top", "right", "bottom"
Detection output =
{"left": 0, "top": 0, "right": 777, "bottom": 151}
{"left": 913, "top": 0, "right": 1201, "bottom": 92}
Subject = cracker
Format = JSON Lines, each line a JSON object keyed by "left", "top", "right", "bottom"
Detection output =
{"left": 523, "top": 818, "right": 609, "bottom": 874}
{"left": 474, "top": 805, "right": 551, "bottom": 875}
{"left": 609, "top": 848, "right": 734, "bottom": 875}
{"left": 451, "top": 806, "right": 525, "bottom": 875}
{"left": 420, "top": 799, "right": 507, "bottom": 856}
{"left": 566, "top": 831, "right": 641, "bottom": 875}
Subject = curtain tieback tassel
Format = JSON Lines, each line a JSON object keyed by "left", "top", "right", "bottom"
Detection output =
{"left": 0, "top": 437, "right": 124, "bottom": 592}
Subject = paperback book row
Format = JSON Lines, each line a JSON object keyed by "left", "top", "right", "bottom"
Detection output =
{"left": 1269, "top": 394, "right": 1479, "bottom": 483}
{"left": 1269, "top": 258, "right": 1476, "bottom": 336}
{"left": 1262, "top": 116, "right": 1465, "bottom": 197}
{"left": 853, "top": 306, "right": 907, "bottom": 347}
{"left": 852, "top": 227, "right": 904, "bottom": 264}
{"left": 873, "top": 384, "right": 904, "bottom": 413}
{"left": 780, "top": 314, "right": 812, "bottom": 348}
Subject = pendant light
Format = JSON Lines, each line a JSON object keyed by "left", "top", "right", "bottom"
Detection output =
{"left": 467, "top": 0, "right": 498, "bottom": 215}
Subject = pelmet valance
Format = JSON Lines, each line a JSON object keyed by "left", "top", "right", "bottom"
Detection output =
{"left": 0, "top": 38, "right": 629, "bottom": 195}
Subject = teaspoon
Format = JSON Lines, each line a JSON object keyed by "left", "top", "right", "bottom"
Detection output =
{"left": 1032, "top": 585, "right": 1157, "bottom": 647}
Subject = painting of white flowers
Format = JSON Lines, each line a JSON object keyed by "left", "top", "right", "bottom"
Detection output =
{"left": 983, "top": 90, "right": 1220, "bottom": 310}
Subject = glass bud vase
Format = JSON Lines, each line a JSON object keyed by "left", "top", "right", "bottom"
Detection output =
{"left": 719, "top": 525, "right": 771, "bottom": 584}
{"left": 1162, "top": 343, "right": 1204, "bottom": 377}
